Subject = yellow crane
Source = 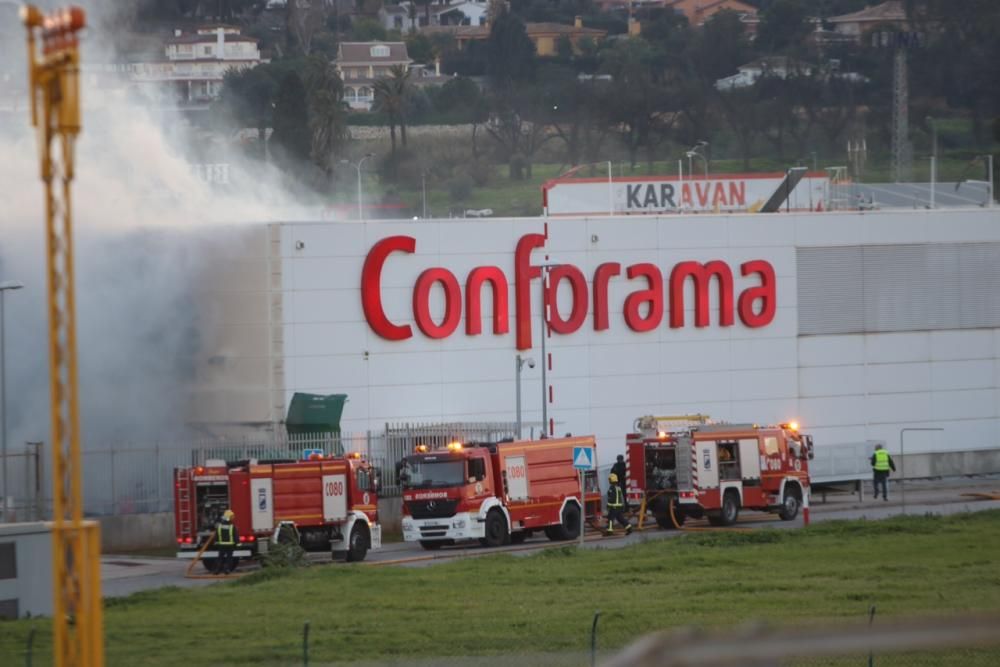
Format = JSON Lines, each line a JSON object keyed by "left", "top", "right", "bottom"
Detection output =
{"left": 22, "top": 5, "right": 104, "bottom": 666}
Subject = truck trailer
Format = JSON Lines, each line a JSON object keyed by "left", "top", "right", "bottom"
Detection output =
{"left": 626, "top": 416, "right": 813, "bottom": 528}
{"left": 174, "top": 453, "right": 381, "bottom": 568}
{"left": 399, "top": 436, "right": 602, "bottom": 549}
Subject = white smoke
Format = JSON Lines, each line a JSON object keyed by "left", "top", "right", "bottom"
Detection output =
{"left": 0, "top": 2, "right": 322, "bottom": 451}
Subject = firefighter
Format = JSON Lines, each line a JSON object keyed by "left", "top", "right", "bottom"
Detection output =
{"left": 611, "top": 454, "right": 628, "bottom": 509}
{"left": 215, "top": 509, "right": 239, "bottom": 574}
{"left": 870, "top": 444, "right": 896, "bottom": 501}
{"left": 606, "top": 473, "right": 632, "bottom": 536}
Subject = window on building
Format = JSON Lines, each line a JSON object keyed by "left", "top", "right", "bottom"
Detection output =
{"left": 394, "top": 17, "right": 403, "bottom": 28}
{"left": 370, "top": 44, "right": 390, "bottom": 57}
{"left": 202, "top": 45, "right": 212, "bottom": 56}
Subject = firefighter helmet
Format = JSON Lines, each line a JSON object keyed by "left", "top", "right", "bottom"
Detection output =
{"left": 222, "top": 509, "right": 235, "bottom": 521}
{"left": 609, "top": 473, "right": 618, "bottom": 483}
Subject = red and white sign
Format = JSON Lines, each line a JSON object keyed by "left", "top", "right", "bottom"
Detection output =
{"left": 322, "top": 473, "right": 347, "bottom": 521}
{"left": 361, "top": 234, "right": 776, "bottom": 350}
{"left": 542, "top": 173, "right": 829, "bottom": 215}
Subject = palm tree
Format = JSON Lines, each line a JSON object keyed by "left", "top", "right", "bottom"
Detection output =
{"left": 372, "top": 64, "right": 412, "bottom": 158}
{"left": 304, "top": 58, "right": 350, "bottom": 176}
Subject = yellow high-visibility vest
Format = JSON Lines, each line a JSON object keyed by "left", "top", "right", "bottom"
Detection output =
{"left": 873, "top": 449, "right": 891, "bottom": 472}
{"left": 217, "top": 524, "right": 235, "bottom": 546}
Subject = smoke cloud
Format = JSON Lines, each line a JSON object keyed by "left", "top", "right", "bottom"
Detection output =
{"left": 1, "top": 1, "right": 321, "bottom": 456}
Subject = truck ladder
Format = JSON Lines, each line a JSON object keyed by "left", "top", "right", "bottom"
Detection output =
{"left": 176, "top": 468, "right": 192, "bottom": 535}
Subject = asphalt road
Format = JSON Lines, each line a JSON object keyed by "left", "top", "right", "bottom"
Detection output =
{"left": 101, "top": 475, "right": 1000, "bottom": 596}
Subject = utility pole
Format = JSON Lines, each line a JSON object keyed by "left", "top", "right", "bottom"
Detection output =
{"left": 23, "top": 5, "right": 104, "bottom": 665}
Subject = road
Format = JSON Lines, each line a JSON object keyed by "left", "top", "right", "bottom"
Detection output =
{"left": 101, "top": 475, "right": 1000, "bottom": 596}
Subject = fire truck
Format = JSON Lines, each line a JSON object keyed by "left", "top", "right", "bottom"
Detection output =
{"left": 399, "top": 436, "right": 602, "bottom": 549}
{"left": 625, "top": 415, "right": 813, "bottom": 528}
{"left": 174, "top": 453, "right": 382, "bottom": 569}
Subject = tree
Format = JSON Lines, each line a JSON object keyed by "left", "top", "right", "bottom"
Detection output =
{"left": 219, "top": 65, "right": 277, "bottom": 155}
{"left": 287, "top": 0, "right": 328, "bottom": 56}
{"left": 373, "top": 65, "right": 413, "bottom": 159}
{"left": 756, "top": 0, "right": 812, "bottom": 54}
{"left": 303, "top": 57, "right": 351, "bottom": 176}
{"left": 270, "top": 71, "right": 312, "bottom": 165}
{"left": 486, "top": 7, "right": 536, "bottom": 87}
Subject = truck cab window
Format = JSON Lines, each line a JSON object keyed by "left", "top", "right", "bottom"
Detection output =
{"left": 356, "top": 468, "right": 371, "bottom": 492}
{"left": 763, "top": 436, "right": 779, "bottom": 456}
{"left": 468, "top": 458, "right": 486, "bottom": 481}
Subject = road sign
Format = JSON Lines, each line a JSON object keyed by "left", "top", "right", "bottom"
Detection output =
{"left": 302, "top": 448, "right": 323, "bottom": 460}
{"left": 573, "top": 446, "right": 595, "bottom": 471}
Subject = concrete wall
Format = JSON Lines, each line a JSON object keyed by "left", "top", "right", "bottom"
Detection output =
{"left": 98, "top": 512, "right": 174, "bottom": 552}
{"left": 379, "top": 496, "right": 403, "bottom": 533}
{"left": 0, "top": 522, "right": 53, "bottom": 618}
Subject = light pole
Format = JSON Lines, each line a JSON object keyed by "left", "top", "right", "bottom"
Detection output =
{"left": 687, "top": 141, "right": 708, "bottom": 179}
{"left": 0, "top": 280, "right": 24, "bottom": 520}
{"left": 898, "top": 427, "right": 943, "bottom": 514}
{"left": 926, "top": 117, "right": 937, "bottom": 208}
{"left": 341, "top": 153, "right": 374, "bottom": 220}
{"left": 515, "top": 355, "right": 535, "bottom": 439}
{"left": 421, "top": 168, "right": 427, "bottom": 219}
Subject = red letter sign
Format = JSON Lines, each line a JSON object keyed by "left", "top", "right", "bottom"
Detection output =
{"left": 466, "top": 266, "right": 509, "bottom": 335}
{"left": 669, "top": 260, "right": 734, "bottom": 328}
{"left": 413, "top": 268, "right": 462, "bottom": 338}
{"left": 547, "top": 265, "right": 588, "bottom": 334}
{"left": 362, "top": 236, "right": 415, "bottom": 340}
{"left": 737, "top": 260, "right": 776, "bottom": 327}
{"left": 514, "top": 233, "right": 546, "bottom": 350}
{"left": 592, "top": 262, "right": 621, "bottom": 331}
{"left": 623, "top": 263, "right": 664, "bottom": 332}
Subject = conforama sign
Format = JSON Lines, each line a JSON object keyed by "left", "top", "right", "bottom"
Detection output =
{"left": 361, "top": 234, "right": 776, "bottom": 351}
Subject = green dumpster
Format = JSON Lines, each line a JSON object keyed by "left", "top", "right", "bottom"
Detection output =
{"left": 285, "top": 393, "right": 348, "bottom": 436}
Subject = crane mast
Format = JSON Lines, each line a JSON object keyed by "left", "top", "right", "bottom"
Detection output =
{"left": 22, "top": 5, "right": 104, "bottom": 666}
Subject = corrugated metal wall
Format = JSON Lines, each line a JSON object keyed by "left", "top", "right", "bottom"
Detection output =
{"left": 798, "top": 243, "right": 1000, "bottom": 335}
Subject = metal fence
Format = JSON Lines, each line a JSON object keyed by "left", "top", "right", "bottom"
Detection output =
{"left": 0, "top": 421, "right": 520, "bottom": 519}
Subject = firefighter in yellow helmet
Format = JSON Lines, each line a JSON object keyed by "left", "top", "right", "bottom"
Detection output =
{"left": 215, "top": 509, "right": 239, "bottom": 574}
{"left": 606, "top": 473, "right": 632, "bottom": 536}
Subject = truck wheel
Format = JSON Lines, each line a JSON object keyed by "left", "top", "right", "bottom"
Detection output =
{"left": 719, "top": 490, "right": 740, "bottom": 526}
{"left": 200, "top": 558, "right": 218, "bottom": 573}
{"left": 778, "top": 487, "right": 801, "bottom": 521}
{"left": 481, "top": 509, "right": 509, "bottom": 547}
{"left": 543, "top": 526, "right": 561, "bottom": 541}
{"left": 509, "top": 531, "right": 528, "bottom": 544}
{"left": 345, "top": 525, "right": 369, "bottom": 562}
{"left": 419, "top": 540, "right": 444, "bottom": 550}
{"left": 560, "top": 503, "right": 581, "bottom": 540}
{"left": 655, "top": 497, "right": 685, "bottom": 529}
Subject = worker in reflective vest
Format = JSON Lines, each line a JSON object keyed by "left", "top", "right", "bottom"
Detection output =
{"left": 606, "top": 473, "right": 632, "bottom": 536}
{"left": 870, "top": 444, "right": 896, "bottom": 501}
{"left": 215, "top": 509, "right": 239, "bottom": 574}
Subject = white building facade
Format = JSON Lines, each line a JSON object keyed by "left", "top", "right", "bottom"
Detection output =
{"left": 197, "top": 208, "right": 1000, "bottom": 464}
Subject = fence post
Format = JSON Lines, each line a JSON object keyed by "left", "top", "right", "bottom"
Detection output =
{"left": 591, "top": 610, "right": 602, "bottom": 667}
{"left": 155, "top": 442, "right": 161, "bottom": 513}
{"left": 302, "top": 620, "right": 310, "bottom": 667}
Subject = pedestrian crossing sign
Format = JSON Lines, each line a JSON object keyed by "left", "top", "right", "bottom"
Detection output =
{"left": 572, "top": 446, "right": 595, "bottom": 470}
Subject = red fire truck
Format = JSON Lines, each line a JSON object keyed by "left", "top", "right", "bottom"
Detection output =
{"left": 399, "top": 436, "right": 602, "bottom": 549}
{"left": 174, "top": 453, "right": 382, "bottom": 569}
{"left": 625, "top": 415, "right": 813, "bottom": 528}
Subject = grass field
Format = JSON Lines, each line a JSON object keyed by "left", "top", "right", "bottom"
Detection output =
{"left": 3, "top": 512, "right": 1000, "bottom": 665}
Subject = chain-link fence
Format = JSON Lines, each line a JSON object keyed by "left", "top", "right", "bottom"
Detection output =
{"left": 0, "top": 421, "right": 520, "bottom": 519}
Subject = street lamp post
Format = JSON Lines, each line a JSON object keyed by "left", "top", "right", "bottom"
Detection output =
{"left": 421, "top": 168, "right": 427, "bottom": 219}
{"left": 687, "top": 141, "right": 709, "bottom": 179}
{"left": 927, "top": 117, "right": 937, "bottom": 208}
{"left": 0, "top": 280, "right": 24, "bottom": 520}
{"left": 515, "top": 355, "right": 534, "bottom": 439}
{"left": 341, "top": 153, "right": 374, "bottom": 220}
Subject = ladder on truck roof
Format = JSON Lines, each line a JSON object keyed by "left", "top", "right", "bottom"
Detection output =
{"left": 693, "top": 423, "right": 759, "bottom": 433}
{"left": 635, "top": 414, "right": 712, "bottom": 434}
{"left": 177, "top": 467, "right": 192, "bottom": 535}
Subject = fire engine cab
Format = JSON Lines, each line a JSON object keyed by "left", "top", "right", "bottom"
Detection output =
{"left": 174, "top": 453, "right": 381, "bottom": 568}
{"left": 399, "top": 436, "right": 602, "bottom": 550}
{"left": 626, "top": 415, "right": 813, "bottom": 528}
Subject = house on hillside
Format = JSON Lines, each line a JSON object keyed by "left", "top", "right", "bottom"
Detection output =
{"left": 131, "top": 26, "right": 262, "bottom": 106}
{"left": 379, "top": 0, "right": 490, "bottom": 32}
{"left": 422, "top": 17, "right": 606, "bottom": 56}
{"left": 826, "top": 0, "right": 909, "bottom": 43}
{"left": 335, "top": 42, "right": 412, "bottom": 111}
{"left": 666, "top": 0, "right": 758, "bottom": 26}
{"left": 714, "top": 56, "right": 813, "bottom": 90}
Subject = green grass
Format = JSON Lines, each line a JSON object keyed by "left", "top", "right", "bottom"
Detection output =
{"left": 3, "top": 512, "right": 1000, "bottom": 665}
